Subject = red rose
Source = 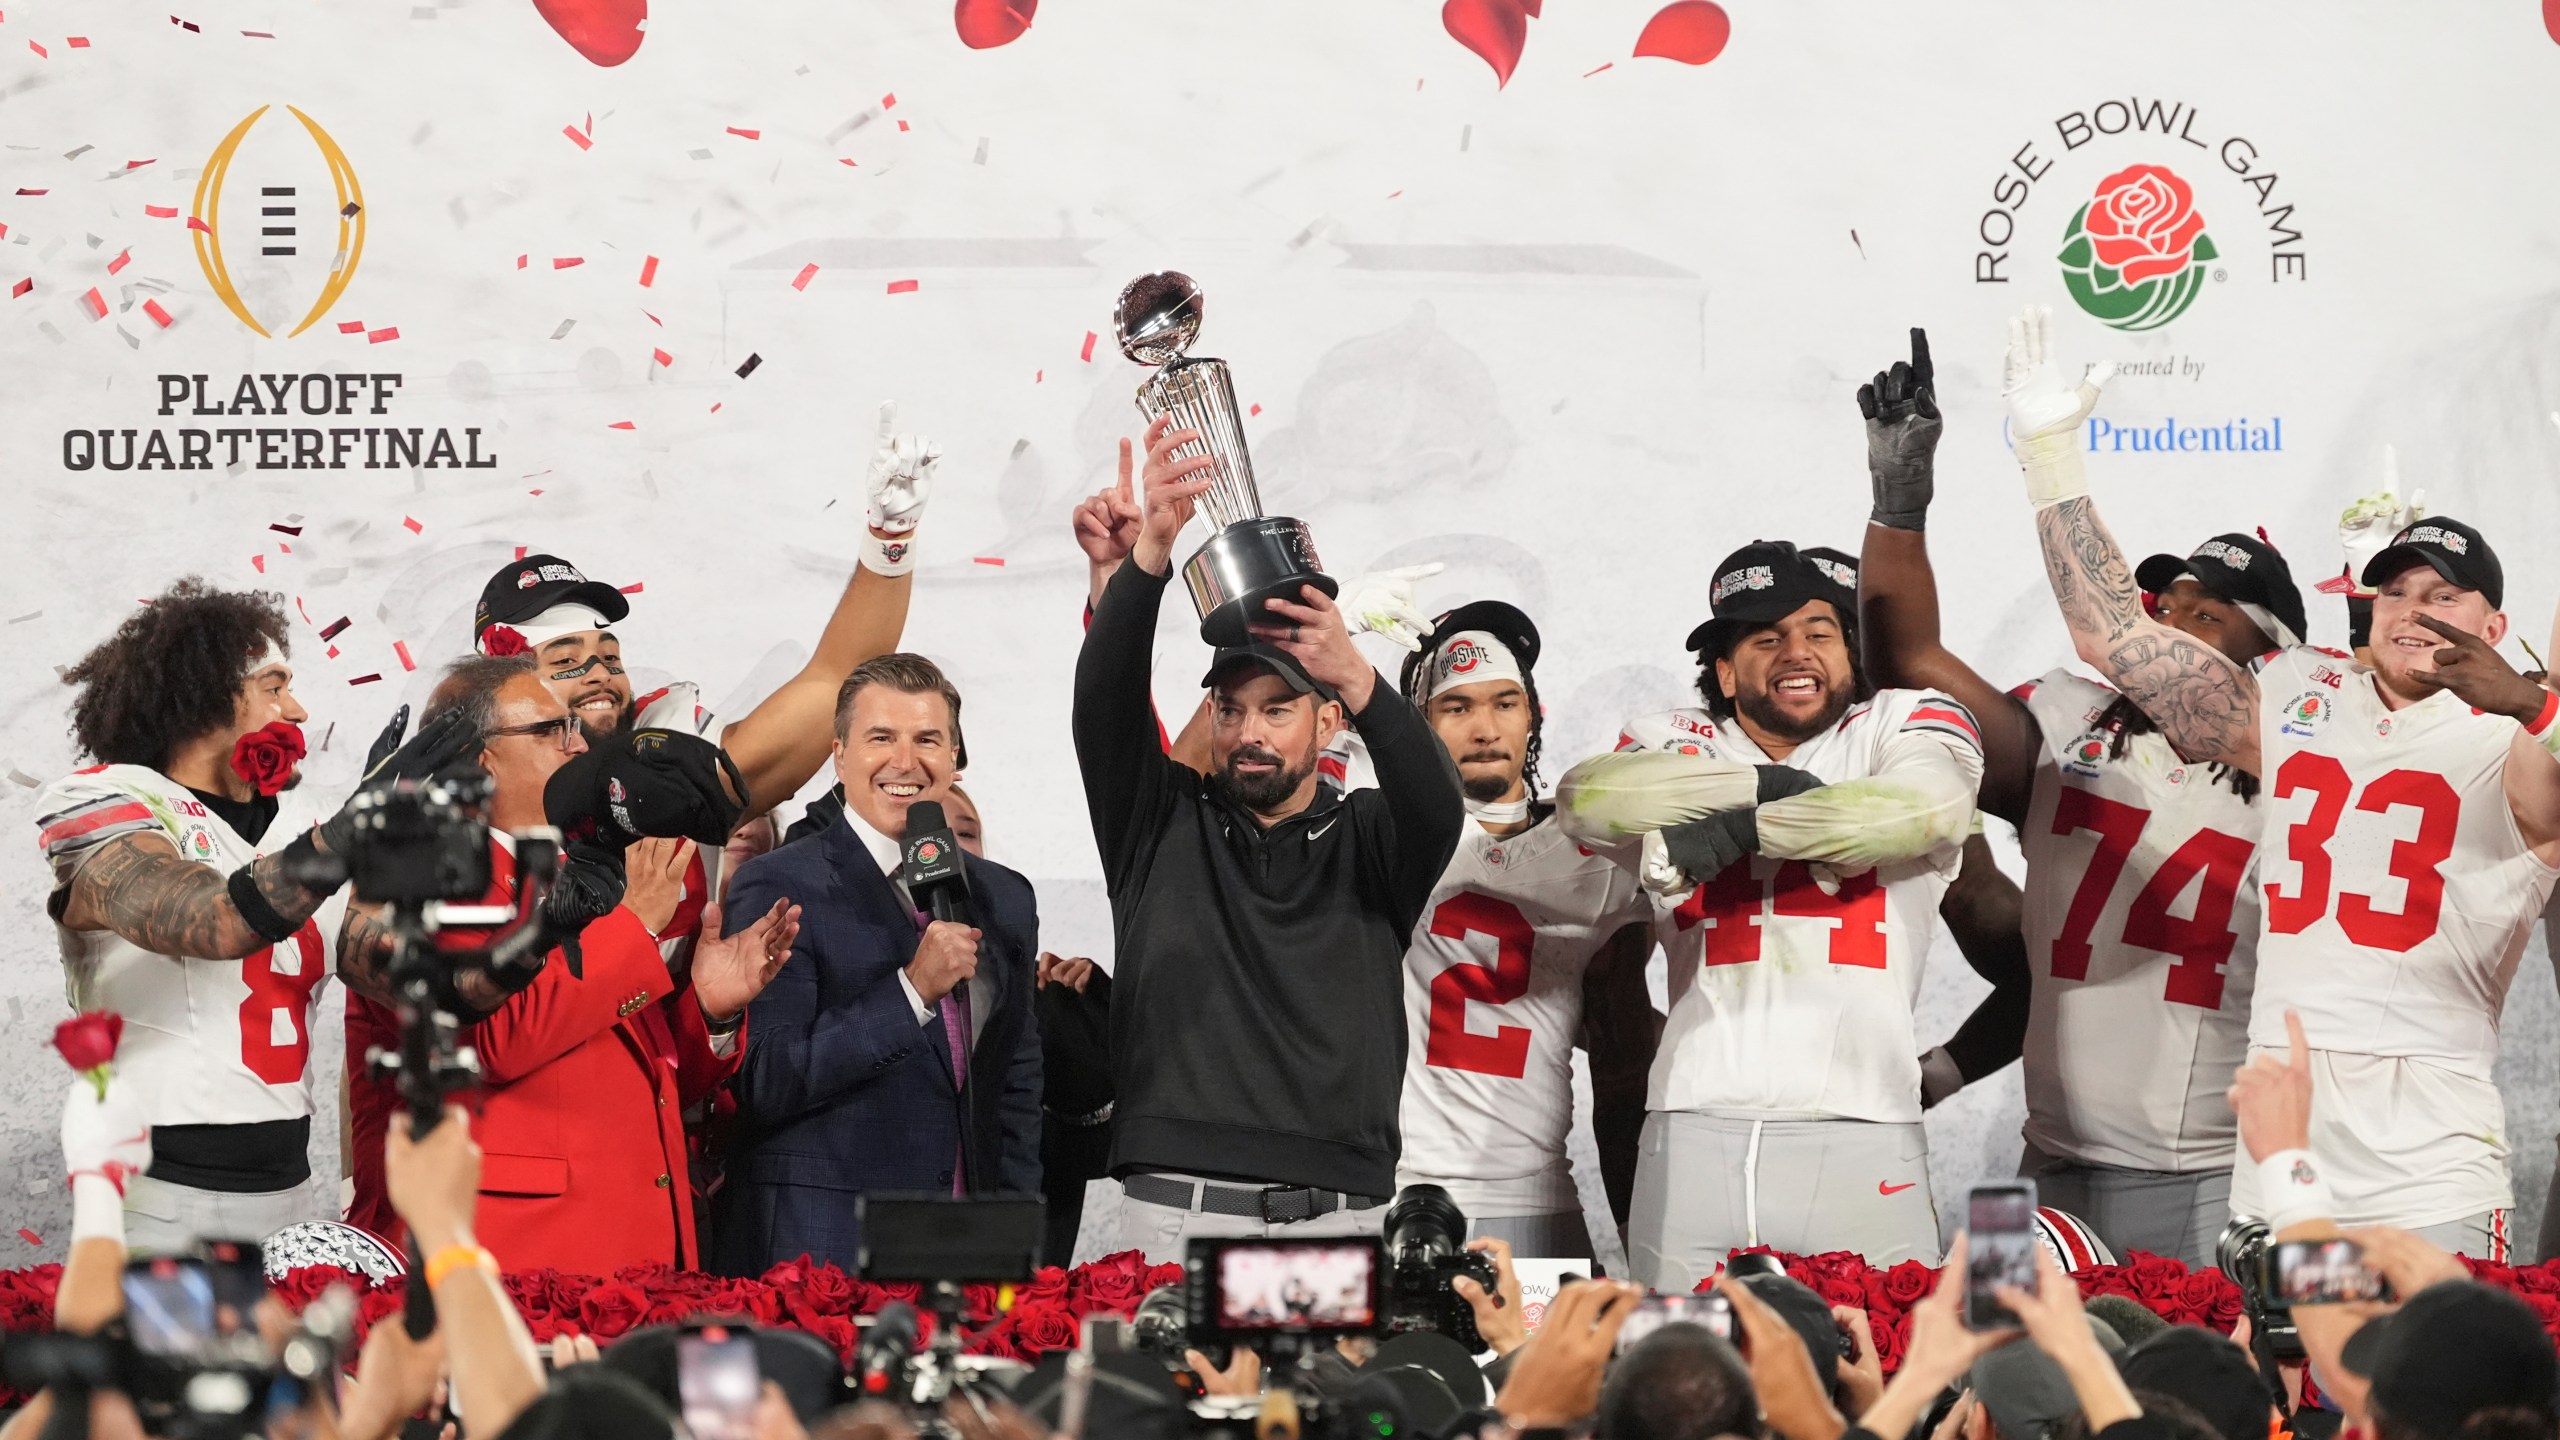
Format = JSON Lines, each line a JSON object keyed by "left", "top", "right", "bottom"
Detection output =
{"left": 2082, "top": 165, "right": 2207, "bottom": 289}
{"left": 481, "top": 625, "right": 531, "bottom": 657}
{"left": 1075, "top": 1263, "right": 1152, "bottom": 1313}
{"left": 791, "top": 1264, "right": 858, "bottom": 1315}
{"left": 356, "top": 1286, "right": 405, "bottom": 1337}
{"left": 2173, "top": 1272, "right": 2225, "bottom": 1321}
{"left": 2128, "top": 1253, "right": 2187, "bottom": 1303}
{"left": 1870, "top": 1310, "right": 1908, "bottom": 1377}
{"left": 1880, "top": 1260, "right": 1935, "bottom": 1307}
{"left": 578, "top": 1280, "right": 650, "bottom": 1338}
{"left": 800, "top": 1312, "right": 858, "bottom": 1364}
{"left": 1009, "top": 1300, "right": 1080, "bottom": 1355}
{"left": 1017, "top": 1266, "right": 1072, "bottom": 1307}
{"left": 228, "top": 721, "right": 306, "bottom": 798}
{"left": 2518, "top": 1292, "right": 2560, "bottom": 1342}
{"left": 51, "top": 1012, "right": 123, "bottom": 1073}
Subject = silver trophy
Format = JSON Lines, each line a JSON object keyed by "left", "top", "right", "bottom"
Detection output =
{"left": 1115, "top": 271, "right": 1335, "bottom": 644}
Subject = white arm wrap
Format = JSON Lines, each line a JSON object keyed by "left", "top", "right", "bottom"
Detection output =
{"left": 1754, "top": 768, "right": 1975, "bottom": 872}
{"left": 1554, "top": 751, "right": 1760, "bottom": 841}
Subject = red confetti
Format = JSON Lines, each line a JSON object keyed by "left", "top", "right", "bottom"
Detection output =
{"left": 1034, "top": 369, "right": 1043, "bottom": 382}
{"left": 250, "top": 554, "right": 265, "bottom": 572}
{"left": 837, "top": 158, "right": 859, "bottom": 167}
{"left": 325, "top": 645, "right": 340, "bottom": 659}
{"left": 142, "top": 298, "right": 172, "bottom": 327}
{"left": 1386, "top": 189, "right": 1403, "bottom": 198}
{"left": 608, "top": 420, "right": 635, "bottom": 430}
{"left": 1632, "top": 0, "right": 1729, "bottom": 64}
{"left": 241, "top": 28, "right": 272, "bottom": 37}
{"left": 171, "top": 16, "right": 201, "bottom": 31}
{"left": 186, "top": 215, "right": 210, "bottom": 233}
{"left": 14, "top": 1230, "right": 38, "bottom": 1247}
{"left": 972, "top": 556, "right": 1007, "bottom": 567}
{"left": 366, "top": 326, "right": 398, "bottom": 343}
{"left": 709, "top": 402, "right": 722, "bottom": 413}
{"left": 16, "top": 188, "right": 49, "bottom": 196}
{"left": 896, "top": 120, "right": 911, "bottom": 133}
{"left": 393, "top": 640, "right": 416, "bottom": 672}
{"left": 124, "top": 159, "right": 153, "bottom": 170}
{"left": 1441, "top": 0, "right": 1525, "bottom": 87}
{"left": 348, "top": 674, "right": 382, "bottom": 686}
{"left": 652, "top": 347, "right": 672, "bottom": 366}
{"left": 26, "top": 39, "right": 44, "bottom": 56}
{"left": 562, "top": 124, "right": 593, "bottom": 151}
{"left": 638, "top": 255, "right": 658, "bottom": 287}
{"left": 514, "top": 546, "right": 528, "bottom": 559}
{"left": 66, "top": 34, "right": 87, "bottom": 45}
{"left": 78, "top": 287, "right": 105, "bottom": 318}
{"left": 882, "top": 92, "right": 898, "bottom": 108}
{"left": 641, "top": 309, "right": 662, "bottom": 326}
{"left": 337, "top": 320, "right": 365, "bottom": 333}
{"left": 1583, "top": 61, "right": 1613, "bottom": 76}
{"left": 401, "top": 515, "right": 423, "bottom": 533}
{"left": 618, "top": 582, "right": 645, "bottom": 595}
{"left": 516, "top": 254, "right": 528, "bottom": 270}
{"left": 791, "top": 262, "right": 819, "bottom": 291}
{"left": 144, "top": 203, "right": 178, "bottom": 218}
{"left": 1249, "top": 403, "right": 1263, "bottom": 416}
{"left": 726, "top": 126, "right": 760, "bottom": 139}
{"left": 106, "top": 248, "right": 130, "bottom": 274}
{"left": 886, "top": 278, "right": 918, "bottom": 294}
{"left": 316, "top": 615, "right": 348, "bottom": 639}
{"left": 270, "top": 522, "right": 304, "bottom": 536}
{"left": 9, "top": 278, "right": 28, "bottom": 299}
{"left": 1079, "top": 330, "right": 1097, "bottom": 362}
{"left": 552, "top": 256, "right": 583, "bottom": 269}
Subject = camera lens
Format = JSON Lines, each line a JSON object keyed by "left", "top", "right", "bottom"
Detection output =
{"left": 1383, "top": 1184, "right": 1468, "bottom": 1262}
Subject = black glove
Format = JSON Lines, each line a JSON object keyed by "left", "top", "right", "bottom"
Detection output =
{"left": 288, "top": 707, "right": 486, "bottom": 891}
{"left": 544, "top": 728, "right": 749, "bottom": 850}
{"left": 1660, "top": 766, "right": 1822, "bottom": 881}
{"left": 1858, "top": 327, "right": 1941, "bottom": 531}
{"left": 361, "top": 704, "right": 411, "bottom": 778}
{"left": 527, "top": 840, "right": 629, "bottom": 982}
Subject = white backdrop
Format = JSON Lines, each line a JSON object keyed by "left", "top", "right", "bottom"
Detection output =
{"left": 4, "top": 0, "right": 2559, "bottom": 1265}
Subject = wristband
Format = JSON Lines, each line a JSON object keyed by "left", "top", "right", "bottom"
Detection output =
{"left": 2257, "top": 1148, "right": 2336, "bottom": 1232}
{"left": 2523, "top": 690, "right": 2559, "bottom": 760}
{"left": 860, "top": 528, "right": 918, "bottom": 577}
{"left": 425, "top": 1243, "right": 499, "bottom": 1289}
{"left": 2016, "top": 428, "right": 2090, "bottom": 509}
{"left": 69, "top": 1172, "right": 126, "bottom": 1244}
{"left": 227, "top": 861, "right": 304, "bottom": 944}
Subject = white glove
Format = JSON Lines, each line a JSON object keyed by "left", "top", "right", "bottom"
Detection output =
{"left": 862, "top": 401, "right": 940, "bottom": 576}
{"left": 1638, "top": 830, "right": 1691, "bottom": 897}
{"left": 1336, "top": 564, "right": 1445, "bottom": 653}
{"left": 2337, "top": 445, "right": 2425, "bottom": 594}
{"left": 2001, "top": 306, "right": 2117, "bottom": 508}
{"left": 63, "top": 1075, "right": 149, "bottom": 1243}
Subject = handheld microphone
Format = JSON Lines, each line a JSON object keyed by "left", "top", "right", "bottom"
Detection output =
{"left": 900, "top": 800, "right": 973, "bottom": 929}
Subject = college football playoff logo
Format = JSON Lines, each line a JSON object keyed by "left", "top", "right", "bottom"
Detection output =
{"left": 193, "top": 105, "right": 366, "bottom": 338}
{"left": 2057, "top": 164, "right": 2217, "bottom": 332}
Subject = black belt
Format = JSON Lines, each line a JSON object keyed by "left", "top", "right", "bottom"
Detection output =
{"left": 1122, "top": 1172, "right": 1387, "bottom": 1225}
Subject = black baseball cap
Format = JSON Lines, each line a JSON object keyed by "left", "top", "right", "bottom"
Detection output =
{"left": 2341, "top": 1281, "right": 2558, "bottom": 1436}
{"left": 1400, "top": 599, "right": 1541, "bottom": 704}
{"left": 474, "top": 553, "right": 631, "bottom": 648}
{"left": 2134, "top": 532, "right": 2308, "bottom": 646}
{"left": 1201, "top": 643, "right": 1341, "bottom": 706}
{"left": 1801, "top": 545, "right": 1862, "bottom": 615}
{"left": 2359, "top": 516, "right": 2505, "bottom": 610}
{"left": 1684, "top": 540, "right": 1848, "bottom": 656}
{"left": 2118, "top": 1327, "right": 2276, "bottom": 1440}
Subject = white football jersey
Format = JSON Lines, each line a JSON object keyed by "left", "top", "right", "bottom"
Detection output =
{"left": 1396, "top": 815, "right": 1650, "bottom": 1216}
{"left": 1614, "top": 692, "right": 1983, "bottom": 1123}
{"left": 2016, "top": 670, "right": 2260, "bottom": 1173}
{"left": 2252, "top": 648, "right": 2559, "bottom": 1073}
{"left": 36, "top": 765, "right": 328, "bottom": 1129}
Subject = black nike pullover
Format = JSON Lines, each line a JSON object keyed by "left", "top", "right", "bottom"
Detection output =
{"left": 1072, "top": 560, "right": 1463, "bottom": 1197}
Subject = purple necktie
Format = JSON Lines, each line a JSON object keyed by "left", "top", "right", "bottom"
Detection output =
{"left": 916, "top": 905, "right": 968, "bottom": 1195}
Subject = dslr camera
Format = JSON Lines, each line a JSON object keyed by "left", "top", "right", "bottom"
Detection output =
{"left": 336, "top": 770, "right": 503, "bottom": 908}
{"left": 1380, "top": 1185, "right": 1497, "bottom": 1354}
{"left": 2215, "top": 1216, "right": 2303, "bottom": 1363}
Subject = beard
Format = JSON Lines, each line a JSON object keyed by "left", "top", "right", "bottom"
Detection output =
{"left": 575, "top": 696, "right": 637, "bottom": 742}
{"left": 1736, "top": 676, "right": 1854, "bottom": 745}
{"left": 1213, "top": 741, "right": 1318, "bottom": 812}
{"left": 1462, "top": 773, "right": 1516, "bottom": 803}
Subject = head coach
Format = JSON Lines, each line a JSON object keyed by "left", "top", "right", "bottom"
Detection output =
{"left": 1072, "top": 417, "right": 1463, "bottom": 1261}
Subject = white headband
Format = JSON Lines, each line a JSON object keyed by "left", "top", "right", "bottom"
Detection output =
{"left": 1427, "top": 631, "right": 1526, "bottom": 699}
{"left": 242, "top": 637, "right": 288, "bottom": 679}
{"left": 482, "top": 602, "right": 613, "bottom": 654}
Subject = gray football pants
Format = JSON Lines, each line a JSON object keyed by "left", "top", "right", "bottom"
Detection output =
{"left": 2018, "top": 1140, "right": 2232, "bottom": 1269}
{"left": 1626, "top": 1111, "right": 1940, "bottom": 1293}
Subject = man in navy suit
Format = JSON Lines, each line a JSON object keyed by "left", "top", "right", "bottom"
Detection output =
{"left": 711, "top": 652, "right": 1042, "bottom": 1274}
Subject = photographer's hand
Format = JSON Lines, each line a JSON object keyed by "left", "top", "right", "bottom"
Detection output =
{"left": 1854, "top": 1235, "right": 2015, "bottom": 1440}
{"left": 1453, "top": 1236, "right": 1529, "bottom": 1358}
{"left": 1495, "top": 1279, "right": 1639, "bottom": 1430}
{"left": 1720, "top": 1275, "right": 1846, "bottom": 1440}
{"left": 1183, "top": 1345, "right": 1263, "bottom": 1398}
{"left": 1995, "top": 1247, "right": 2138, "bottom": 1431}
{"left": 387, "top": 1107, "right": 548, "bottom": 1440}
{"left": 386, "top": 1105, "right": 481, "bottom": 1255}
{"left": 338, "top": 1310, "right": 450, "bottom": 1440}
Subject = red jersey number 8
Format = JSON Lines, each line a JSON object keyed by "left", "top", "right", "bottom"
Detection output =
{"left": 239, "top": 925, "right": 326, "bottom": 1085}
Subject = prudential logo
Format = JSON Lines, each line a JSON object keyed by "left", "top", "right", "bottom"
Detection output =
{"left": 2058, "top": 165, "right": 2217, "bottom": 332}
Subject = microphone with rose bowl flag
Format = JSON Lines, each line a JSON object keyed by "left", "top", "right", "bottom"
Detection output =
{"left": 902, "top": 800, "right": 973, "bottom": 1012}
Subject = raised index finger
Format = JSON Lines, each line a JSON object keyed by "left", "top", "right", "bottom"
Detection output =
{"left": 1910, "top": 327, "right": 1933, "bottom": 387}
{"left": 876, "top": 399, "right": 899, "bottom": 443}
{"left": 2284, "top": 1007, "right": 2310, "bottom": 1070}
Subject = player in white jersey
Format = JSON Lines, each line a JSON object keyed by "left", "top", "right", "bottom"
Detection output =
{"left": 1389, "top": 602, "right": 1655, "bottom": 1260}
{"left": 1851, "top": 328, "right": 2305, "bottom": 1266}
{"left": 1556, "top": 539, "right": 1983, "bottom": 1286}
{"left": 37, "top": 580, "right": 467, "bottom": 1252}
{"left": 2003, "top": 304, "right": 2560, "bottom": 1257}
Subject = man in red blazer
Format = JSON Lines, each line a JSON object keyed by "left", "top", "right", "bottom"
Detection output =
{"left": 339, "top": 655, "right": 799, "bottom": 1275}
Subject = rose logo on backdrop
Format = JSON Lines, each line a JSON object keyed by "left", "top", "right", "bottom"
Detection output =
{"left": 192, "top": 105, "right": 366, "bottom": 338}
{"left": 2057, "top": 165, "right": 2219, "bottom": 332}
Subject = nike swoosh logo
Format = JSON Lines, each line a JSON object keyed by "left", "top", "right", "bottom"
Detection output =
{"left": 1878, "top": 1182, "right": 1916, "bottom": 1196}
{"left": 1309, "top": 819, "right": 1340, "bottom": 840}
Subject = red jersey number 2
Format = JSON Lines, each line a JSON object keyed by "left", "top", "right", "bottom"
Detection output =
{"left": 239, "top": 925, "right": 326, "bottom": 1085}
{"left": 1424, "top": 892, "right": 1536, "bottom": 1078}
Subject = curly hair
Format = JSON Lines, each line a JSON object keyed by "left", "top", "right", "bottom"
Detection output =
{"left": 62, "top": 578, "right": 291, "bottom": 769}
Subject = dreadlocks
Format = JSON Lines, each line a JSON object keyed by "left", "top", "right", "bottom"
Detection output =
{"left": 61, "top": 578, "right": 291, "bottom": 770}
{"left": 2090, "top": 693, "right": 2259, "bottom": 801}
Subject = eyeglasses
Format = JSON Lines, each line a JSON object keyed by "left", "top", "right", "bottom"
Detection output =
{"left": 484, "top": 716, "right": 580, "bottom": 751}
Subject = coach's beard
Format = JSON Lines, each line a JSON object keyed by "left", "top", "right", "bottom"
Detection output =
{"left": 1214, "top": 741, "right": 1318, "bottom": 812}
{"left": 1737, "top": 674, "right": 1853, "bottom": 746}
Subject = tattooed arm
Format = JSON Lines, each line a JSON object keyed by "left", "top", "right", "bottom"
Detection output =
{"left": 337, "top": 901, "right": 533, "bottom": 1017}
{"left": 2035, "top": 498, "right": 2262, "bottom": 775}
{"left": 2004, "top": 306, "right": 2262, "bottom": 777}
{"left": 57, "top": 831, "right": 329, "bottom": 960}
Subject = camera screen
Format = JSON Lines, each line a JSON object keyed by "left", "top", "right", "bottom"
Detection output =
{"left": 676, "top": 1328, "right": 762, "bottom": 1440}
{"left": 1615, "top": 1293, "right": 1733, "bottom": 1353}
{"left": 2273, "top": 1240, "right": 2389, "bottom": 1305}
{"left": 123, "top": 1258, "right": 217, "bottom": 1361}
{"left": 1213, "top": 1242, "right": 1377, "bottom": 1331}
{"left": 201, "top": 1240, "right": 266, "bottom": 1338}
{"left": 1966, "top": 1185, "right": 2040, "bottom": 1326}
